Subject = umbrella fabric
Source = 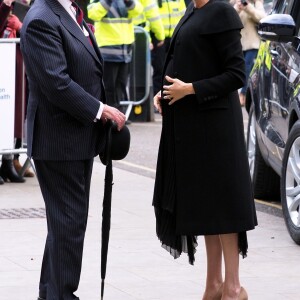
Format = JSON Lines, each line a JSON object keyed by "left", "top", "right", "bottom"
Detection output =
{"left": 101, "top": 159, "right": 113, "bottom": 300}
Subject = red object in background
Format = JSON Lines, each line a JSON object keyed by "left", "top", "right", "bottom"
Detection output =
{"left": 2, "top": 14, "right": 22, "bottom": 38}
{"left": 15, "top": 44, "right": 26, "bottom": 139}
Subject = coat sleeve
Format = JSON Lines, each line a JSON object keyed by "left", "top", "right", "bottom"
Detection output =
{"left": 88, "top": 0, "right": 112, "bottom": 21}
{"left": 144, "top": 0, "right": 165, "bottom": 41}
{"left": 0, "top": 2, "right": 11, "bottom": 35}
{"left": 21, "top": 19, "right": 101, "bottom": 125}
{"left": 126, "top": 0, "right": 144, "bottom": 19}
{"left": 192, "top": 29, "right": 246, "bottom": 104}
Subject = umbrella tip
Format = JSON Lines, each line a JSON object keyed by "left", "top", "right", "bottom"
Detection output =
{"left": 101, "top": 279, "right": 105, "bottom": 299}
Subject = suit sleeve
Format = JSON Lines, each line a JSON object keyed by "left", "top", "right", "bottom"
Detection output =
{"left": 21, "top": 19, "right": 100, "bottom": 125}
{"left": 192, "top": 29, "right": 246, "bottom": 104}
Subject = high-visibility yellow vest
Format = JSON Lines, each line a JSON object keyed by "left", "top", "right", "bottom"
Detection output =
{"left": 88, "top": 0, "right": 143, "bottom": 62}
{"left": 158, "top": 0, "right": 186, "bottom": 39}
{"left": 133, "top": 0, "right": 165, "bottom": 41}
{"left": 265, "top": 41, "right": 272, "bottom": 71}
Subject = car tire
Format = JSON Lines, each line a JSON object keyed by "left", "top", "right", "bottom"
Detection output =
{"left": 246, "top": 104, "right": 280, "bottom": 200}
{"left": 281, "top": 121, "right": 300, "bottom": 245}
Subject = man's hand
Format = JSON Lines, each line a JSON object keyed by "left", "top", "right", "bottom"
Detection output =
{"left": 156, "top": 40, "right": 164, "bottom": 47}
{"left": 101, "top": 104, "right": 126, "bottom": 131}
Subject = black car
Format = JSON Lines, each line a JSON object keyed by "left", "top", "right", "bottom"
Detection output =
{"left": 246, "top": 0, "right": 300, "bottom": 244}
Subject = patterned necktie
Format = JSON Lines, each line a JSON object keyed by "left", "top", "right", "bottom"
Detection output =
{"left": 71, "top": 1, "right": 94, "bottom": 46}
{"left": 71, "top": 1, "right": 83, "bottom": 29}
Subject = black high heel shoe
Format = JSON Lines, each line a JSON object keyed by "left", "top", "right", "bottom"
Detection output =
{"left": 0, "top": 158, "right": 25, "bottom": 183}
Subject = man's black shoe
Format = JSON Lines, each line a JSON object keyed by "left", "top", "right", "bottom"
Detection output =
{"left": 125, "top": 120, "right": 132, "bottom": 125}
{"left": 37, "top": 297, "right": 45, "bottom": 300}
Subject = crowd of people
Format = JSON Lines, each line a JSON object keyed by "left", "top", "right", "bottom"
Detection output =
{"left": 0, "top": 0, "right": 34, "bottom": 185}
{"left": 1, "top": 0, "right": 268, "bottom": 299}
{"left": 0, "top": 0, "right": 266, "bottom": 184}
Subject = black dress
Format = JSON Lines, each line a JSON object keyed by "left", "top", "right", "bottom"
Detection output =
{"left": 153, "top": 0, "right": 257, "bottom": 265}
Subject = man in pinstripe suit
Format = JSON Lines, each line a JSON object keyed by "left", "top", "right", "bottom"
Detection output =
{"left": 20, "top": 0, "right": 126, "bottom": 298}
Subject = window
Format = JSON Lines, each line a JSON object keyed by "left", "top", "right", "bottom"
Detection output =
{"left": 273, "top": 0, "right": 290, "bottom": 14}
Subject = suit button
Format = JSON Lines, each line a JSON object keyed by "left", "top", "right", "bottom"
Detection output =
{"left": 174, "top": 72, "right": 178, "bottom": 77}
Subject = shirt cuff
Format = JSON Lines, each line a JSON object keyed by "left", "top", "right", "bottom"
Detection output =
{"left": 94, "top": 102, "right": 104, "bottom": 122}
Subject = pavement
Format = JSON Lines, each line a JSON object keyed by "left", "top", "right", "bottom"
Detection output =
{"left": 0, "top": 117, "right": 300, "bottom": 300}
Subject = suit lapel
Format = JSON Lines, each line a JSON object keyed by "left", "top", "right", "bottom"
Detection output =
{"left": 48, "top": 0, "right": 102, "bottom": 67}
{"left": 83, "top": 20, "right": 103, "bottom": 66}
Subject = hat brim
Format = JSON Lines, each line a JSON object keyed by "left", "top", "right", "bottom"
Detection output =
{"left": 100, "top": 121, "right": 131, "bottom": 165}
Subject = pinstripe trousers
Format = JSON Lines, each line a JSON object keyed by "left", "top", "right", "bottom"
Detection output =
{"left": 34, "top": 159, "right": 94, "bottom": 300}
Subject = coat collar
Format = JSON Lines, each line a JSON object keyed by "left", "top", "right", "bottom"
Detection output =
{"left": 46, "top": 0, "right": 102, "bottom": 66}
{"left": 163, "top": 4, "right": 195, "bottom": 76}
{"left": 170, "top": 3, "right": 194, "bottom": 46}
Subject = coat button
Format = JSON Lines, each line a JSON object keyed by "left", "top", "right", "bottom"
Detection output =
{"left": 174, "top": 72, "right": 178, "bottom": 77}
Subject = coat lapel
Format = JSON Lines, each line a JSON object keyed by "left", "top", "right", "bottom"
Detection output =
{"left": 83, "top": 20, "right": 104, "bottom": 66}
{"left": 48, "top": 0, "right": 102, "bottom": 67}
{"left": 163, "top": 4, "right": 195, "bottom": 76}
{"left": 171, "top": 4, "right": 195, "bottom": 44}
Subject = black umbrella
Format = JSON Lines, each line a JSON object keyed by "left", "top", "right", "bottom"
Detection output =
{"left": 99, "top": 121, "right": 130, "bottom": 299}
{"left": 101, "top": 159, "right": 113, "bottom": 300}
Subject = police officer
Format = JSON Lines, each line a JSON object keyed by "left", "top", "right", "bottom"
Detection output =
{"left": 88, "top": 0, "right": 143, "bottom": 113}
{"left": 151, "top": 0, "right": 186, "bottom": 96}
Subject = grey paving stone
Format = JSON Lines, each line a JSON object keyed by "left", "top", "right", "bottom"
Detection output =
{"left": 0, "top": 158, "right": 299, "bottom": 300}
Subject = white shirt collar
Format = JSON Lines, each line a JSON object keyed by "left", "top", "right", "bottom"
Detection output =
{"left": 57, "top": 0, "right": 89, "bottom": 36}
{"left": 57, "top": 0, "right": 74, "bottom": 16}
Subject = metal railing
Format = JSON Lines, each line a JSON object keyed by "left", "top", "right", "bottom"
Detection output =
{"left": 0, "top": 38, "right": 34, "bottom": 176}
{"left": 120, "top": 26, "right": 152, "bottom": 120}
{"left": 0, "top": 27, "right": 152, "bottom": 174}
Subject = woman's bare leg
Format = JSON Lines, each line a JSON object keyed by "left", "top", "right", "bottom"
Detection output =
{"left": 219, "top": 233, "right": 244, "bottom": 300}
{"left": 239, "top": 93, "right": 246, "bottom": 106}
{"left": 202, "top": 235, "right": 223, "bottom": 300}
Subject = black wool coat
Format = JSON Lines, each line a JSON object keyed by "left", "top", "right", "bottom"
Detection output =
{"left": 154, "top": 0, "right": 257, "bottom": 236}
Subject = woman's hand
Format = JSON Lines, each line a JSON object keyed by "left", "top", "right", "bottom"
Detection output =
{"left": 153, "top": 90, "right": 162, "bottom": 115}
{"left": 163, "top": 75, "right": 194, "bottom": 105}
{"left": 234, "top": 0, "right": 246, "bottom": 12}
{"left": 3, "top": 0, "right": 15, "bottom": 7}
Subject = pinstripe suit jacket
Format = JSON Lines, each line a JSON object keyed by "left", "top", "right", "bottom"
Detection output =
{"left": 20, "top": 0, "right": 106, "bottom": 160}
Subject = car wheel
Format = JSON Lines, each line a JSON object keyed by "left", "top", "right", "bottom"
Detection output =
{"left": 246, "top": 104, "right": 280, "bottom": 200}
{"left": 281, "top": 121, "right": 300, "bottom": 245}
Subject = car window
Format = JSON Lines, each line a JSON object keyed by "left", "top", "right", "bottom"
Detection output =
{"left": 290, "top": 0, "right": 300, "bottom": 35}
{"left": 273, "top": 0, "right": 290, "bottom": 13}
{"left": 264, "top": 0, "right": 274, "bottom": 14}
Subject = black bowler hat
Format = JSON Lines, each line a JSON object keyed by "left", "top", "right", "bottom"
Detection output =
{"left": 100, "top": 120, "right": 131, "bottom": 165}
